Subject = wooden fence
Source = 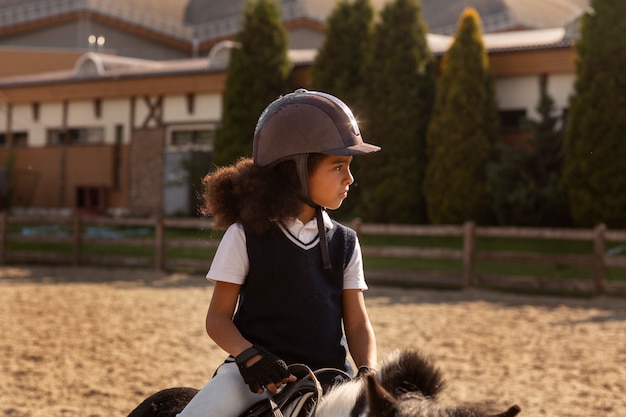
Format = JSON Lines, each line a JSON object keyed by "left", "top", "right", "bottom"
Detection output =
{"left": 352, "top": 221, "right": 626, "bottom": 297}
{"left": 2, "top": 212, "right": 626, "bottom": 297}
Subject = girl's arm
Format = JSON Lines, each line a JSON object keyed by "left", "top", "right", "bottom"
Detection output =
{"left": 342, "top": 289, "right": 377, "bottom": 370}
{"left": 205, "top": 280, "right": 252, "bottom": 357}
{"left": 205, "top": 280, "right": 295, "bottom": 394}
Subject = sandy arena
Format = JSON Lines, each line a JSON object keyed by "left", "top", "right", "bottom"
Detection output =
{"left": 1, "top": 266, "right": 624, "bottom": 417}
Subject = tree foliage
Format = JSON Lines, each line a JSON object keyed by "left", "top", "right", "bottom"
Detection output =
{"left": 360, "top": 0, "right": 436, "bottom": 223}
{"left": 487, "top": 90, "right": 570, "bottom": 226}
{"left": 213, "top": 0, "right": 290, "bottom": 167}
{"left": 310, "top": 0, "right": 374, "bottom": 108}
{"left": 423, "top": 8, "right": 498, "bottom": 224}
{"left": 562, "top": 0, "right": 626, "bottom": 227}
{"left": 310, "top": 0, "right": 375, "bottom": 219}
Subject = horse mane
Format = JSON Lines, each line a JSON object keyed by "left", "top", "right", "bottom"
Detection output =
{"left": 376, "top": 349, "right": 445, "bottom": 399}
{"left": 364, "top": 349, "right": 521, "bottom": 417}
{"left": 339, "top": 349, "right": 446, "bottom": 417}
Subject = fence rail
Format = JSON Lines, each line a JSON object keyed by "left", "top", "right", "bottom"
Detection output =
{"left": 2, "top": 213, "right": 625, "bottom": 297}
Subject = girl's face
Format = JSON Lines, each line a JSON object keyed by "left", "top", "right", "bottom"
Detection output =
{"left": 308, "top": 155, "right": 354, "bottom": 210}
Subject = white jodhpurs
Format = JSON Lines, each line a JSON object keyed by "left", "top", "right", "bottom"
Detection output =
{"left": 176, "top": 361, "right": 269, "bottom": 417}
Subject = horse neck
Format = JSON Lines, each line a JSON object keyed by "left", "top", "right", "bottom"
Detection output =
{"left": 316, "top": 379, "right": 365, "bottom": 417}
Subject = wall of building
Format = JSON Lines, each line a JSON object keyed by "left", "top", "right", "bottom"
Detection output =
{"left": 285, "top": 26, "right": 324, "bottom": 50}
{"left": 496, "top": 73, "right": 574, "bottom": 116}
{"left": 490, "top": 48, "right": 575, "bottom": 77}
{"left": 1, "top": 89, "right": 223, "bottom": 144}
{"left": 547, "top": 73, "right": 575, "bottom": 110}
{"left": 0, "top": 49, "right": 83, "bottom": 78}
{"left": 0, "top": 81, "right": 222, "bottom": 214}
{"left": 0, "top": 18, "right": 189, "bottom": 60}
{"left": 0, "top": 144, "right": 127, "bottom": 210}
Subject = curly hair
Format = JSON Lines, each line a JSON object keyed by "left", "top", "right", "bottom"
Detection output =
{"left": 199, "top": 155, "right": 325, "bottom": 234}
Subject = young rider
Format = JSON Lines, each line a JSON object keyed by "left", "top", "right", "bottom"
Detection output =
{"left": 177, "top": 89, "right": 380, "bottom": 417}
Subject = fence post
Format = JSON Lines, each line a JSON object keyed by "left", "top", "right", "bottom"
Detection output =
{"left": 462, "top": 221, "right": 476, "bottom": 288}
{"left": 155, "top": 215, "right": 165, "bottom": 271}
{"left": 73, "top": 213, "right": 82, "bottom": 266}
{"left": 593, "top": 223, "right": 606, "bottom": 296}
{"left": 0, "top": 211, "right": 6, "bottom": 265}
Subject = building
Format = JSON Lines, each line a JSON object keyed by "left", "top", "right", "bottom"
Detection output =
{"left": 0, "top": 0, "right": 585, "bottom": 216}
{"left": 0, "top": 0, "right": 588, "bottom": 60}
{"left": 0, "top": 49, "right": 317, "bottom": 216}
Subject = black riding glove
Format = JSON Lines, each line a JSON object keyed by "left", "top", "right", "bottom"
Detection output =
{"left": 235, "top": 345, "right": 290, "bottom": 393}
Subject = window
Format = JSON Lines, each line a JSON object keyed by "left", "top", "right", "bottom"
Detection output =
{"left": 75, "top": 185, "right": 107, "bottom": 213}
{"left": 171, "top": 129, "right": 215, "bottom": 148}
{"left": 0, "top": 132, "right": 28, "bottom": 147}
{"left": 47, "top": 127, "right": 105, "bottom": 145}
{"left": 499, "top": 109, "right": 527, "bottom": 133}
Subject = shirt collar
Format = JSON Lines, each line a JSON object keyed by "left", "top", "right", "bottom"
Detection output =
{"left": 293, "top": 210, "right": 333, "bottom": 230}
{"left": 281, "top": 210, "right": 334, "bottom": 244}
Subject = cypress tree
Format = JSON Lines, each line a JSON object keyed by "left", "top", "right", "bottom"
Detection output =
{"left": 310, "top": 0, "right": 375, "bottom": 219}
{"left": 213, "top": 0, "right": 290, "bottom": 167}
{"left": 423, "top": 8, "right": 498, "bottom": 225}
{"left": 360, "top": 0, "right": 435, "bottom": 224}
{"left": 487, "top": 90, "right": 570, "bottom": 226}
{"left": 562, "top": 0, "right": 626, "bottom": 227}
{"left": 310, "top": 0, "right": 374, "bottom": 108}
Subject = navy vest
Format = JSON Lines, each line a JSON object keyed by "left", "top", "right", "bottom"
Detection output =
{"left": 233, "top": 221, "right": 356, "bottom": 372}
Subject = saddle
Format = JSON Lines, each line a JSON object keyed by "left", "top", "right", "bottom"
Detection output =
{"left": 240, "top": 364, "right": 352, "bottom": 417}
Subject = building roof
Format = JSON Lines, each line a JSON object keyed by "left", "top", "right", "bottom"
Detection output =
{"left": 0, "top": 0, "right": 192, "bottom": 42}
{"left": 0, "top": 0, "right": 590, "bottom": 44}
{"left": 183, "top": 0, "right": 344, "bottom": 25}
{"left": 482, "top": 27, "right": 571, "bottom": 52}
{"left": 421, "top": 0, "right": 588, "bottom": 34}
{"left": 0, "top": 23, "right": 575, "bottom": 89}
{"left": 427, "top": 27, "right": 573, "bottom": 55}
{"left": 0, "top": 48, "right": 321, "bottom": 88}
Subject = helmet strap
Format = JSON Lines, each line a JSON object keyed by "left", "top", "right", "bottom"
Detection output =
{"left": 293, "top": 154, "right": 331, "bottom": 270}
{"left": 294, "top": 154, "right": 310, "bottom": 198}
{"left": 297, "top": 190, "right": 332, "bottom": 270}
{"left": 316, "top": 206, "right": 332, "bottom": 270}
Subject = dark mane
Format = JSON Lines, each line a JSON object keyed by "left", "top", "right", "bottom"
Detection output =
{"left": 363, "top": 349, "right": 521, "bottom": 417}
{"left": 376, "top": 349, "right": 445, "bottom": 398}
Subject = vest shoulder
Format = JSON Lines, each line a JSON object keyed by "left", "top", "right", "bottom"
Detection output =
{"left": 330, "top": 220, "right": 357, "bottom": 238}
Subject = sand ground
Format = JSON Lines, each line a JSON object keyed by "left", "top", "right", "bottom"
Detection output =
{"left": 1, "top": 266, "right": 624, "bottom": 417}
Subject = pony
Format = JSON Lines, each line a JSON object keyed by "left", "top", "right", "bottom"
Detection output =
{"left": 126, "top": 349, "right": 521, "bottom": 417}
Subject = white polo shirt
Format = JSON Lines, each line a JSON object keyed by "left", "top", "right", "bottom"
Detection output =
{"left": 207, "top": 211, "right": 367, "bottom": 290}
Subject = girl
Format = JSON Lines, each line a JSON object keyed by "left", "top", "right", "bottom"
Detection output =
{"left": 177, "top": 89, "right": 380, "bottom": 417}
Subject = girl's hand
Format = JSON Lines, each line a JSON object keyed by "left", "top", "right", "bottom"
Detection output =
{"left": 235, "top": 345, "right": 296, "bottom": 394}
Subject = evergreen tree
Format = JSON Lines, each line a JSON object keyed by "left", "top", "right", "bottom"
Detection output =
{"left": 562, "top": 0, "right": 626, "bottom": 227}
{"left": 487, "top": 90, "right": 570, "bottom": 226}
{"left": 310, "top": 0, "right": 374, "bottom": 108}
{"left": 360, "top": 0, "right": 435, "bottom": 224}
{"left": 310, "top": 0, "right": 375, "bottom": 219}
{"left": 423, "top": 8, "right": 498, "bottom": 224}
{"left": 213, "top": 0, "right": 290, "bottom": 167}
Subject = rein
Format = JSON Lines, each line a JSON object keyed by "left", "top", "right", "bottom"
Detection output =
{"left": 242, "top": 364, "right": 352, "bottom": 417}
